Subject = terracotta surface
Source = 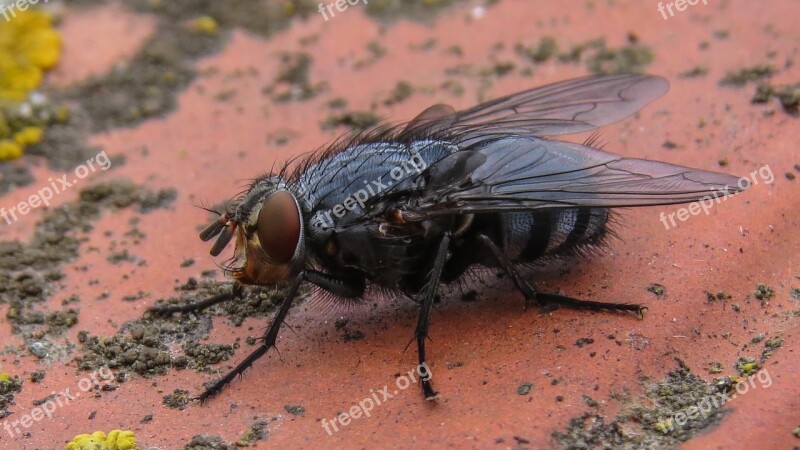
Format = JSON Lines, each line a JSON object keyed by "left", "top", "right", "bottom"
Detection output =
{"left": 1, "top": 1, "right": 798, "bottom": 449}
{"left": 46, "top": 2, "right": 158, "bottom": 88}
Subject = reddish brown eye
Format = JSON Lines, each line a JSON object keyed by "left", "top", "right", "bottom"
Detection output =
{"left": 257, "top": 190, "right": 300, "bottom": 263}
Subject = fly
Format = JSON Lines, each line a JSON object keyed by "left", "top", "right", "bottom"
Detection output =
{"left": 148, "top": 73, "right": 746, "bottom": 401}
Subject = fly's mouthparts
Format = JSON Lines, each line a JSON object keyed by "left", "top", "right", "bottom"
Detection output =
{"left": 209, "top": 221, "right": 236, "bottom": 256}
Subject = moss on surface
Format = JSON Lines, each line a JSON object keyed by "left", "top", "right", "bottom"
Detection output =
{"left": 163, "top": 388, "right": 191, "bottom": 410}
{"left": 322, "top": 110, "right": 384, "bottom": 132}
{"left": 67, "top": 0, "right": 471, "bottom": 132}
{"left": 0, "top": 373, "right": 22, "bottom": 419}
{"left": 1, "top": 180, "right": 175, "bottom": 360}
{"left": 178, "top": 420, "right": 271, "bottom": 449}
{"left": 77, "top": 326, "right": 174, "bottom": 376}
{"left": 553, "top": 369, "right": 729, "bottom": 449}
{"left": 515, "top": 36, "right": 559, "bottom": 64}
{"left": 752, "top": 81, "right": 800, "bottom": 116}
{"left": 719, "top": 64, "right": 775, "bottom": 87}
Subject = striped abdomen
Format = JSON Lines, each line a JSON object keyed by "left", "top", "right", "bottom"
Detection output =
{"left": 489, "top": 207, "right": 610, "bottom": 263}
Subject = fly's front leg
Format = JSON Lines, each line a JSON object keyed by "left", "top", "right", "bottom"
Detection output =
{"left": 414, "top": 233, "right": 451, "bottom": 400}
{"left": 477, "top": 235, "right": 645, "bottom": 319}
{"left": 195, "top": 274, "right": 304, "bottom": 401}
{"left": 147, "top": 282, "right": 244, "bottom": 314}
{"left": 197, "top": 270, "right": 365, "bottom": 402}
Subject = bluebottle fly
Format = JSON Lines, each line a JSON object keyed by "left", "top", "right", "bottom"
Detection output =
{"left": 148, "top": 73, "right": 745, "bottom": 401}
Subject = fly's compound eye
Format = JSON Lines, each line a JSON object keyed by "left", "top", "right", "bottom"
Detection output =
{"left": 257, "top": 190, "right": 300, "bottom": 263}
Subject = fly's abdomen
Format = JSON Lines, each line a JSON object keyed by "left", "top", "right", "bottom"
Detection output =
{"left": 499, "top": 208, "right": 610, "bottom": 263}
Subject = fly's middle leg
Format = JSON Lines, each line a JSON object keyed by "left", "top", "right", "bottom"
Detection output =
{"left": 477, "top": 234, "right": 645, "bottom": 319}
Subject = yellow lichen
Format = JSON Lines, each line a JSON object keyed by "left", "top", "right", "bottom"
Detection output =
{"left": 65, "top": 430, "right": 140, "bottom": 450}
{"left": 0, "top": 8, "right": 61, "bottom": 160}
{"left": 0, "top": 112, "right": 9, "bottom": 137}
{"left": 0, "top": 372, "right": 10, "bottom": 383}
{"left": 55, "top": 104, "right": 71, "bottom": 123}
{"left": 0, "top": 8, "right": 62, "bottom": 101}
{"left": 13, "top": 125, "right": 43, "bottom": 146}
{"left": 187, "top": 15, "right": 218, "bottom": 35}
{"left": 0, "top": 139, "right": 23, "bottom": 160}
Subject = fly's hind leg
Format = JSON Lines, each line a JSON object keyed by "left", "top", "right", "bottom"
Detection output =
{"left": 531, "top": 292, "right": 646, "bottom": 319}
{"left": 477, "top": 235, "right": 645, "bottom": 319}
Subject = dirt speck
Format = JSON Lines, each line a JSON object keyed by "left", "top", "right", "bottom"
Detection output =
{"left": 284, "top": 404, "right": 305, "bottom": 416}
{"left": 163, "top": 388, "right": 191, "bottom": 410}
{"left": 719, "top": 65, "right": 775, "bottom": 87}
{"left": 646, "top": 284, "right": 665, "bottom": 297}
{"left": 322, "top": 111, "right": 384, "bottom": 132}
{"left": 754, "top": 283, "right": 775, "bottom": 304}
{"left": 752, "top": 82, "right": 800, "bottom": 116}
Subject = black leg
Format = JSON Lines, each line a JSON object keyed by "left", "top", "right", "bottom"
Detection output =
{"left": 415, "top": 233, "right": 450, "bottom": 400}
{"left": 147, "top": 282, "right": 244, "bottom": 314}
{"left": 196, "top": 273, "right": 305, "bottom": 401}
{"left": 196, "top": 270, "right": 365, "bottom": 402}
{"left": 534, "top": 292, "right": 646, "bottom": 318}
{"left": 477, "top": 235, "right": 645, "bottom": 319}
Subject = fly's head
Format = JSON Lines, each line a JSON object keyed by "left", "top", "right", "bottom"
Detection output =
{"left": 199, "top": 176, "right": 304, "bottom": 285}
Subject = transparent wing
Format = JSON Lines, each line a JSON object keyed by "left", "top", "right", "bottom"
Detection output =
{"left": 402, "top": 73, "right": 669, "bottom": 138}
{"left": 403, "top": 137, "right": 744, "bottom": 218}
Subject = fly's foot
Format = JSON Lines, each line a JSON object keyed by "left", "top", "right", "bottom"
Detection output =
{"left": 534, "top": 292, "right": 646, "bottom": 319}
{"left": 421, "top": 378, "right": 438, "bottom": 401}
